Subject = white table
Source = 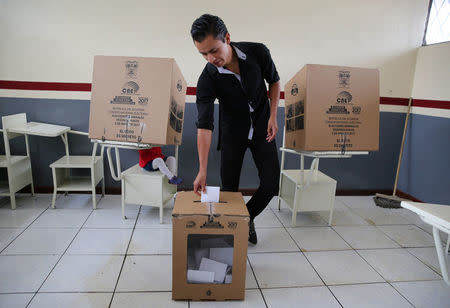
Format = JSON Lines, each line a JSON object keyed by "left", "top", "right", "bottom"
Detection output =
{"left": 401, "top": 201, "right": 450, "bottom": 285}
{"left": 8, "top": 122, "right": 71, "bottom": 156}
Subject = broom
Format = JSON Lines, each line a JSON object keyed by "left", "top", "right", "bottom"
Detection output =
{"left": 373, "top": 97, "right": 412, "bottom": 208}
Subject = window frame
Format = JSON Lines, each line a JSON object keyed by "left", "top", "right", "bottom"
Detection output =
{"left": 422, "top": 0, "right": 450, "bottom": 46}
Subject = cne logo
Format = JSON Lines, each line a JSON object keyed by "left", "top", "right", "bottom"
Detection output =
{"left": 291, "top": 84, "right": 299, "bottom": 96}
{"left": 122, "top": 81, "right": 139, "bottom": 95}
{"left": 177, "top": 80, "right": 183, "bottom": 92}
{"left": 338, "top": 71, "right": 350, "bottom": 88}
{"left": 186, "top": 221, "right": 196, "bottom": 228}
{"left": 125, "top": 61, "right": 138, "bottom": 78}
{"left": 336, "top": 91, "right": 353, "bottom": 104}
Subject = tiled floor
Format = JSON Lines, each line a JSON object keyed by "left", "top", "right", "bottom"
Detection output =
{"left": 0, "top": 194, "right": 449, "bottom": 308}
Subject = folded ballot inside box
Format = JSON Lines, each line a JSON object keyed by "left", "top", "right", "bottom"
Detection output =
{"left": 199, "top": 257, "right": 228, "bottom": 283}
{"left": 187, "top": 269, "right": 214, "bottom": 284}
{"left": 172, "top": 191, "right": 250, "bottom": 301}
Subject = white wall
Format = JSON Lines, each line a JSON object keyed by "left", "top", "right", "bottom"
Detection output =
{"left": 0, "top": 0, "right": 429, "bottom": 97}
{"left": 411, "top": 42, "right": 450, "bottom": 101}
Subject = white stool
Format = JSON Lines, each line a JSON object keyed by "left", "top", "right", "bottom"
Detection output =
{"left": 102, "top": 142, "right": 179, "bottom": 224}
{"left": 121, "top": 164, "right": 176, "bottom": 223}
{"left": 279, "top": 160, "right": 336, "bottom": 226}
{"left": 277, "top": 130, "right": 368, "bottom": 226}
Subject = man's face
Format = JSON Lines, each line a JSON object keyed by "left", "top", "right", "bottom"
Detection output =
{"left": 194, "top": 33, "right": 231, "bottom": 67}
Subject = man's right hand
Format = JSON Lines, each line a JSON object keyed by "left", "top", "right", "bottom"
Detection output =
{"left": 195, "top": 129, "right": 212, "bottom": 196}
{"left": 193, "top": 171, "right": 207, "bottom": 196}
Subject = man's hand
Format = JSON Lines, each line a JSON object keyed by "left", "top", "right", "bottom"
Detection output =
{"left": 193, "top": 171, "right": 207, "bottom": 196}
{"left": 266, "top": 115, "right": 278, "bottom": 142}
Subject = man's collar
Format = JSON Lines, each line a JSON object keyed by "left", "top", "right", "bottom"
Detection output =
{"left": 231, "top": 43, "right": 247, "bottom": 60}
{"left": 217, "top": 66, "right": 233, "bottom": 74}
{"left": 216, "top": 43, "right": 247, "bottom": 75}
{"left": 207, "top": 42, "right": 247, "bottom": 75}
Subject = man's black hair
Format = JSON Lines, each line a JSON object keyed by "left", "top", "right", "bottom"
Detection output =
{"left": 191, "top": 14, "right": 228, "bottom": 43}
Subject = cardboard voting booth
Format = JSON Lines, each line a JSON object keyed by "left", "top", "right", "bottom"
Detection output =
{"left": 284, "top": 64, "right": 379, "bottom": 151}
{"left": 89, "top": 56, "right": 186, "bottom": 145}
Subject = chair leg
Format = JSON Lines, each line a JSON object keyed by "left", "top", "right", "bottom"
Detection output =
{"left": 51, "top": 168, "right": 57, "bottom": 209}
{"left": 446, "top": 235, "right": 450, "bottom": 254}
{"left": 328, "top": 209, "right": 334, "bottom": 226}
{"left": 91, "top": 168, "right": 97, "bottom": 210}
{"left": 100, "top": 164, "right": 105, "bottom": 197}
{"left": 291, "top": 209, "right": 297, "bottom": 227}
{"left": 160, "top": 203, "right": 164, "bottom": 224}
{"left": 10, "top": 193, "right": 16, "bottom": 210}
{"left": 121, "top": 179, "right": 126, "bottom": 220}
{"left": 433, "top": 226, "right": 449, "bottom": 285}
{"left": 51, "top": 189, "right": 57, "bottom": 209}
{"left": 328, "top": 199, "right": 335, "bottom": 226}
{"left": 277, "top": 173, "right": 284, "bottom": 211}
{"left": 64, "top": 169, "right": 69, "bottom": 196}
{"left": 30, "top": 180, "right": 35, "bottom": 196}
{"left": 291, "top": 188, "right": 299, "bottom": 227}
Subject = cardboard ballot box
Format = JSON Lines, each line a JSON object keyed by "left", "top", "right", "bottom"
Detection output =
{"left": 89, "top": 56, "right": 186, "bottom": 145}
{"left": 172, "top": 191, "right": 250, "bottom": 301}
{"left": 284, "top": 64, "right": 379, "bottom": 151}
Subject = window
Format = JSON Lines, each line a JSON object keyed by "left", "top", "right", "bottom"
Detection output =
{"left": 423, "top": 0, "right": 450, "bottom": 45}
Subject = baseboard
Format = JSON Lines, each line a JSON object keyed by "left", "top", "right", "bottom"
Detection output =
{"left": 20, "top": 186, "right": 422, "bottom": 202}
{"left": 394, "top": 190, "right": 422, "bottom": 202}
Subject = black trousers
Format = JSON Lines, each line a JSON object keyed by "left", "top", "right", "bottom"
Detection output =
{"left": 220, "top": 137, "right": 280, "bottom": 220}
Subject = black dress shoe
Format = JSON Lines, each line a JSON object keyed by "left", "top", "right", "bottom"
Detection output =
{"left": 249, "top": 219, "right": 257, "bottom": 245}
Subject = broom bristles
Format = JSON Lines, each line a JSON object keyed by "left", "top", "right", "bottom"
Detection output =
{"left": 373, "top": 196, "right": 403, "bottom": 209}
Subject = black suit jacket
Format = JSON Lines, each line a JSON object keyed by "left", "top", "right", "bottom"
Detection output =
{"left": 195, "top": 41, "right": 280, "bottom": 148}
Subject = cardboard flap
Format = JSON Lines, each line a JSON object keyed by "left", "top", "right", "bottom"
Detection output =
{"left": 210, "top": 192, "right": 249, "bottom": 217}
{"left": 172, "top": 191, "right": 249, "bottom": 217}
{"left": 172, "top": 192, "right": 209, "bottom": 216}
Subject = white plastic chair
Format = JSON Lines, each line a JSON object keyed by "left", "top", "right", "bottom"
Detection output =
{"left": 105, "top": 144, "right": 178, "bottom": 223}
{"left": 277, "top": 130, "right": 337, "bottom": 226}
{"left": 0, "top": 114, "right": 34, "bottom": 209}
{"left": 50, "top": 131, "right": 105, "bottom": 209}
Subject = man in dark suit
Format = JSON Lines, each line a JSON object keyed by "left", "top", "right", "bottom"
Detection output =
{"left": 191, "top": 14, "right": 281, "bottom": 245}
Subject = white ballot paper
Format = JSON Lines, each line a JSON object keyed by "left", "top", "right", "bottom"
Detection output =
{"left": 187, "top": 269, "right": 215, "bottom": 284}
{"left": 201, "top": 186, "right": 220, "bottom": 203}
{"left": 199, "top": 257, "right": 227, "bottom": 283}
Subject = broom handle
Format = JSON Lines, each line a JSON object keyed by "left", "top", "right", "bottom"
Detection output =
{"left": 393, "top": 97, "right": 412, "bottom": 196}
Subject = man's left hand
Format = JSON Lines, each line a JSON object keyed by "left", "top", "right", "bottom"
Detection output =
{"left": 266, "top": 116, "right": 278, "bottom": 142}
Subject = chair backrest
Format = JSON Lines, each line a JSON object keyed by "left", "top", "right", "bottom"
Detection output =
{"left": 2, "top": 113, "right": 27, "bottom": 141}
{"left": 2, "top": 113, "right": 28, "bottom": 158}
